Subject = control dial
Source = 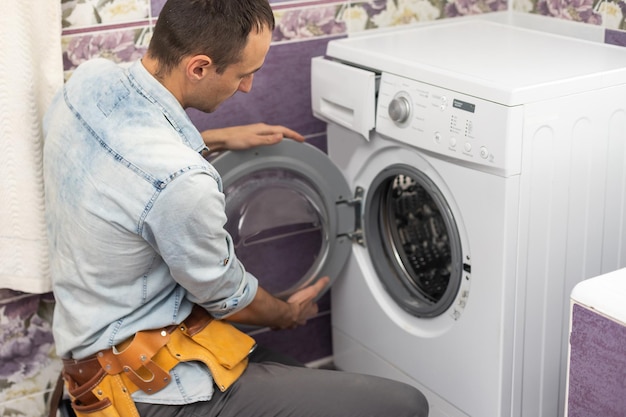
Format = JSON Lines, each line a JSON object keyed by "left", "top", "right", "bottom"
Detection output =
{"left": 388, "top": 95, "right": 411, "bottom": 125}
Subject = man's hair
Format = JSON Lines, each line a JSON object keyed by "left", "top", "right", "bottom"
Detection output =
{"left": 147, "top": 0, "right": 275, "bottom": 76}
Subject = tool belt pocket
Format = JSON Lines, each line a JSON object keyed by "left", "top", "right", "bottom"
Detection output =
{"left": 190, "top": 319, "right": 256, "bottom": 369}
{"left": 69, "top": 394, "right": 121, "bottom": 417}
{"left": 167, "top": 313, "right": 256, "bottom": 391}
{"left": 64, "top": 369, "right": 137, "bottom": 417}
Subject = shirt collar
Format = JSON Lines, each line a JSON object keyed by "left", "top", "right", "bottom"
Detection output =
{"left": 127, "top": 60, "right": 208, "bottom": 154}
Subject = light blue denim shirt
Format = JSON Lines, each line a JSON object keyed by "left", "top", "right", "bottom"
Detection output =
{"left": 43, "top": 58, "right": 258, "bottom": 404}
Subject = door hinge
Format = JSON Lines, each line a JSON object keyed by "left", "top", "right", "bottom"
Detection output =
{"left": 336, "top": 186, "right": 364, "bottom": 246}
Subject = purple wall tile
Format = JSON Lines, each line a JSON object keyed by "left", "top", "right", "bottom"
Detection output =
{"left": 567, "top": 304, "right": 626, "bottom": 417}
{"left": 605, "top": 28, "right": 626, "bottom": 46}
{"left": 251, "top": 311, "right": 333, "bottom": 364}
{"left": 188, "top": 36, "right": 341, "bottom": 137}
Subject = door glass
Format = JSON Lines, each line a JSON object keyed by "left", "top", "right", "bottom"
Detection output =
{"left": 365, "top": 165, "right": 463, "bottom": 318}
{"left": 223, "top": 168, "right": 328, "bottom": 299}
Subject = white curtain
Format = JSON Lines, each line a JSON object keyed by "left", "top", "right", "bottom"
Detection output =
{"left": 0, "top": 2, "right": 63, "bottom": 293}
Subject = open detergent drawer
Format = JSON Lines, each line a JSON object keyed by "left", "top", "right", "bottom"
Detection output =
{"left": 311, "top": 56, "right": 377, "bottom": 141}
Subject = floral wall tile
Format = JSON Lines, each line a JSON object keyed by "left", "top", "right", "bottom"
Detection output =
{"left": 0, "top": 292, "right": 61, "bottom": 416}
{"left": 344, "top": 0, "right": 442, "bottom": 30}
{"left": 341, "top": 0, "right": 506, "bottom": 32}
{"left": 62, "top": 0, "right": 150, "bottom": 29}
{"left": 273, "top": 4, "right": 348, "bottom": 42}
{"left": 595, "top": 0, "right": 626, "bottom": 29}
{"left": 514, "top": 0, "right": 626, "bottom": 30}
{"left": 62, "top": 27, "right": 151, "bottom": 74}
{"left": 535, "top": 0, "right": 602, "bottom": 23}
{"left": 442, "top": 0, "right": 508, "bottom": 17}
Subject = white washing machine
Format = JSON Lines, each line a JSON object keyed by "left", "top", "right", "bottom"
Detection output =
{"left": 311, "top": 19, "right": 626, "bottom": 417}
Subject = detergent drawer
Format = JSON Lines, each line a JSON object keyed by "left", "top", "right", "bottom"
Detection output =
{"left": 311, "top": 56, "right": 377, "bottom": 141}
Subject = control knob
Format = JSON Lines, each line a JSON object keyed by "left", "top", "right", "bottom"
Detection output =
{"left": 388, "top": 95, "right": 411, "bottom": 124}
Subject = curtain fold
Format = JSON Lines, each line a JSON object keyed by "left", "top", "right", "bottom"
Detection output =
{"left": 0, "top": 2, "right": 64, "bottom": 293}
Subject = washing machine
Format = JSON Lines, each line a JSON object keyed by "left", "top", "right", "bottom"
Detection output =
{"left": 309, "top": 19, "right": 626, "bottom": 417}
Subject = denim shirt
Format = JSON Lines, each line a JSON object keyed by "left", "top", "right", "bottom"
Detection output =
{"left": 43, "top": 59, "right": 258, "bottom": 404}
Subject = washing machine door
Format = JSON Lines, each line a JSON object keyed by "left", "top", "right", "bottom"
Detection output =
{"left": 363, "top": 163, "right": 468, "bottom": 319}
{"left": 210, "top": 140, "right": 354, "bottom": 300}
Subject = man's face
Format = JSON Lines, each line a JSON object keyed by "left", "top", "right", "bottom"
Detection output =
{"left": 194, "top": 26, "right": 272, "bottom": 113}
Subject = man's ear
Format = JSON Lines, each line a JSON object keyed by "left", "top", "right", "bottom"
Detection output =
{"left": 186, "top": 55, "right": 213, "bottom": 81}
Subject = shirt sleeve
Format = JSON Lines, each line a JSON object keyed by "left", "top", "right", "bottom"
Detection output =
{"left": 142, "top": 168, "right": 258, "bottom": 318}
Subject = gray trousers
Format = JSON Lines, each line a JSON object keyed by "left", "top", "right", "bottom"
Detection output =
{"left": 135, "top": 347, "right": 429, "bottom": 417}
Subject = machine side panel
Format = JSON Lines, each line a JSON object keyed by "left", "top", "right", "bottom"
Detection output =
{"left": 517, "top": 83, "right": 626, "bottom": 417}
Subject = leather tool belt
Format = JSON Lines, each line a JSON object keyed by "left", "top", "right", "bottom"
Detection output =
{"left": 59, "top": 306, "right": 256, "bottom": 417}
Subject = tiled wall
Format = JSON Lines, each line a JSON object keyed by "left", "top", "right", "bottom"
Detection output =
{"left": 513, "top": 0, "right": 626, "bottom": 45}
{"left": 2, "top": 0, "right": 626, "bottom": 415}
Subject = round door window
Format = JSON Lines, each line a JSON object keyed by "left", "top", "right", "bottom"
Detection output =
{"left": 364, "top": 164, "right": 464, "bottom": 318}
{"left": 223, "top": 167, "right": 329, "bottom": 299}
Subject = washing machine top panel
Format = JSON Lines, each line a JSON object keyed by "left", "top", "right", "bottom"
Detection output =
{"left": 326, "top": 19, "right": 626, "bottom": 105}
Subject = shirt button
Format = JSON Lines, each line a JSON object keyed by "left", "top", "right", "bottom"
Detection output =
{"left": 223, "top": 258, "right": 229, "bottom": 266}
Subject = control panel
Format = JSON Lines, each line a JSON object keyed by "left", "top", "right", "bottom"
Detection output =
{"left": 376, "top": 73, "right": 524, "bottom": 176}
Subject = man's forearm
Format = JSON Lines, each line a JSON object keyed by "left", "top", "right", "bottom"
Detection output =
{"left": 226, "top": 286, "right": 297, "bottom": 329}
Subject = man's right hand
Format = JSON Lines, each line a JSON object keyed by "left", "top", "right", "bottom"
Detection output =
{"left": 225, "top": 276, "right": 331, "bottom": 330}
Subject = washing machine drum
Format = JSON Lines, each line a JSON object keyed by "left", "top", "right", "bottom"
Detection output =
{"left": 364, "top": 164, "right": 465, "bottom": 318}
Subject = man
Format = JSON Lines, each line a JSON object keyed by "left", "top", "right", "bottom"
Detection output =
{"left": 44, "top": 0, "right": 429, "bottom": 416}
